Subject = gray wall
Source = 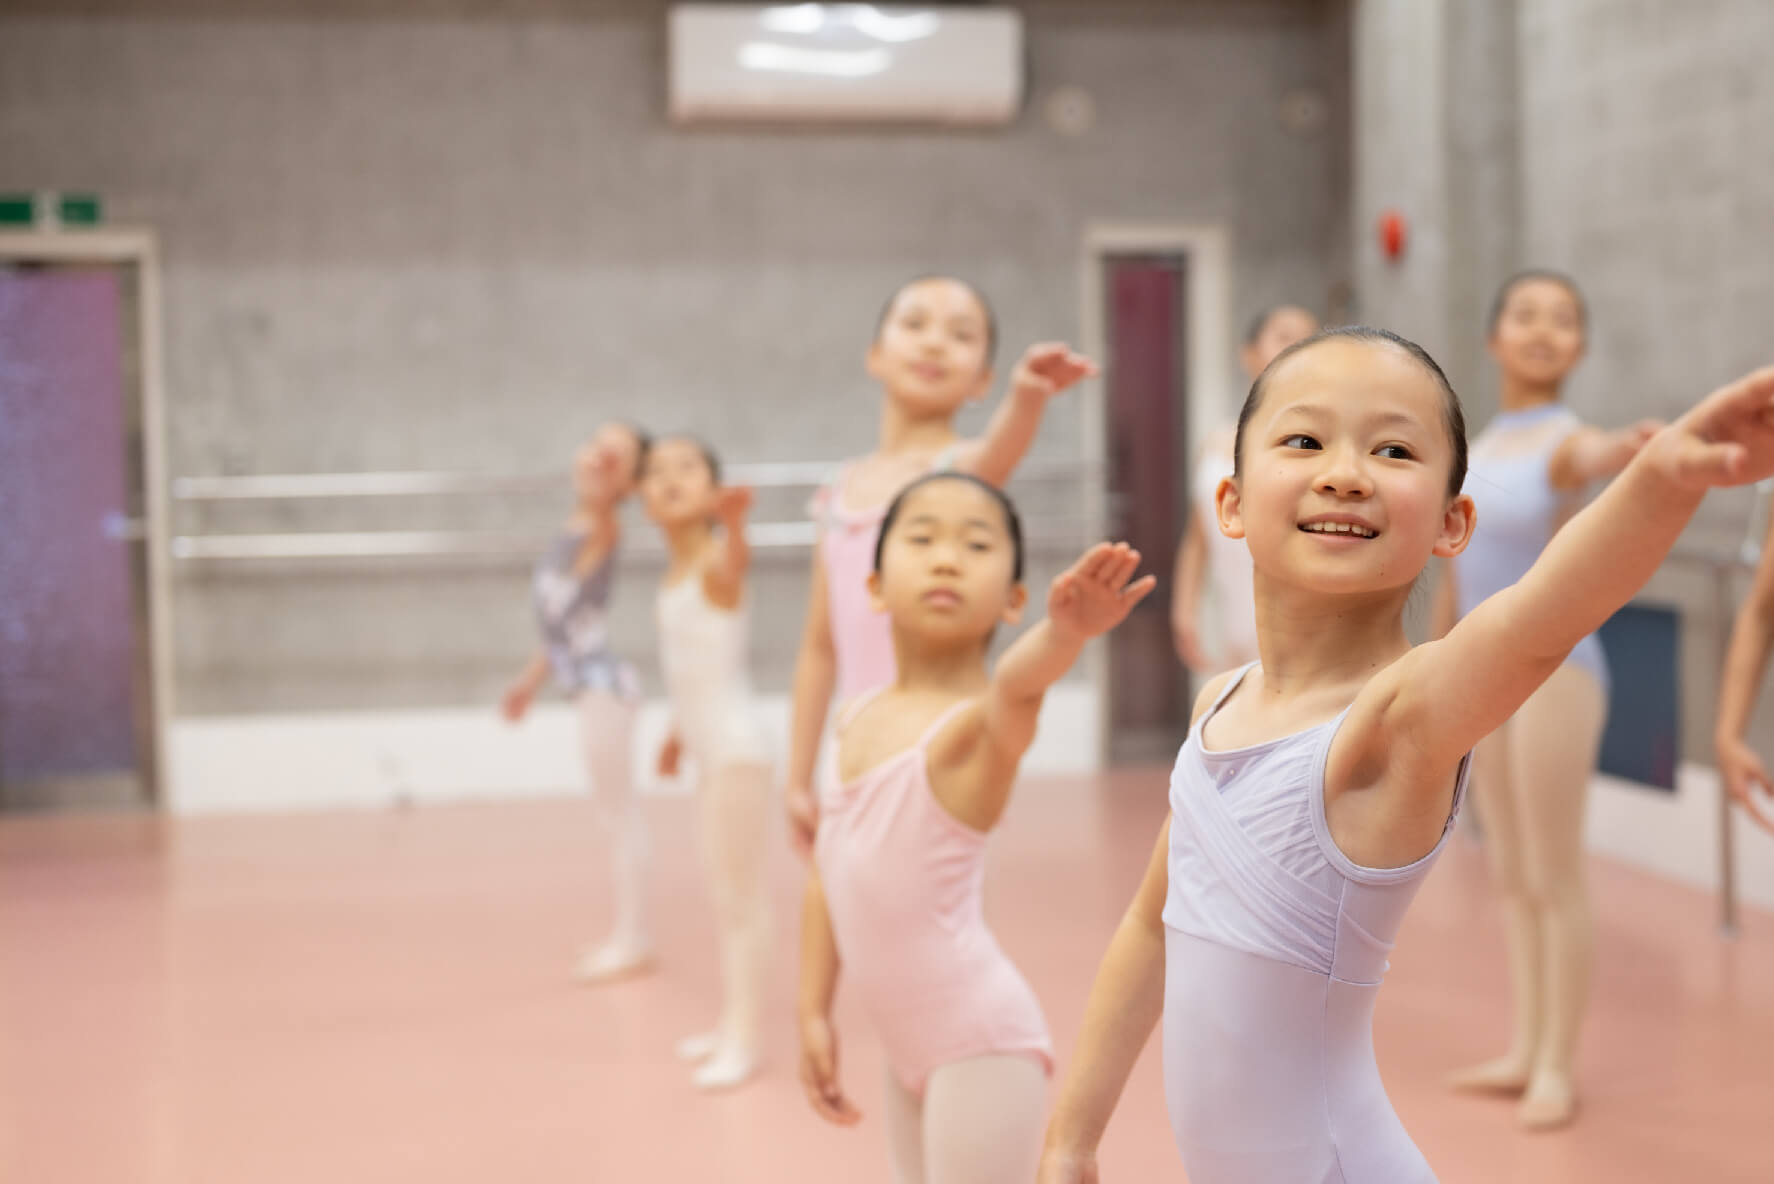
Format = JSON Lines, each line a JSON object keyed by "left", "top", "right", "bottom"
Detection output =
{"left": 1352, "top": 0, "right": 1774, "bottom": 759}
{"left": 0, "top": 0, "right": 1350, "bottom": 712}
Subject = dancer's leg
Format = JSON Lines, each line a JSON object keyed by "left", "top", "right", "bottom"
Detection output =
{"left": 920, "top": 1055, "right": 1047, "bottom": 1184}
{"left": 571, "top": 690, "right": 652, "bottom": 982}
{"left": 1509, "top": 662, "right": 1606, "bottom": 1129}
{"left": 882, "top": 1068, "right": 928, "bottom": 1184}
{"left": 690, "top": 759, "right": 773, "bottom": 1090}
{"left": 1449, "top": 718, "right": 1541, "bottom": 1093}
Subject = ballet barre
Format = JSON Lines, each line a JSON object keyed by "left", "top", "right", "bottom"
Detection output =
{"left": 171, "top": 459, "right": 1096, "bottom": 501}
{"left": 1665, "top": 537, "right": 1762, "bottom": 938}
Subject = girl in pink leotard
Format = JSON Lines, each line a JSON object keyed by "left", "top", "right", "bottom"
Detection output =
{"left": 1038, "top": 331, "right": 1774, "bottom": 1182}
{"left": 799, "top": 472, "right": 1155, "bottom": 1182}
{"left": 784, "top": 275, "right": 1096, "bottom": 854}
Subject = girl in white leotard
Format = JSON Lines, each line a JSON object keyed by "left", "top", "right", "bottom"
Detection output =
{"left": 1040, "top": 327, "right": 1774, "bottom": 1182}
{"left": 1173, "top": 305, "right": 1319, "bottom": 672}
{"left": 642, "top": 435, "right": 774, "bottom": 1092}
{"left": 501, "top": 422, "right": 653, "bottom": 984}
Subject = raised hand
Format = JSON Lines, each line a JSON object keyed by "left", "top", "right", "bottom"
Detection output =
{"left": 798, "top": 1012, "right": 862, "bottom": 1127}
{"left": 1049, "top": 542, "right": 1158, "bottom": 642}
{"left": 1648, "top": 366, "right": 1774, "bottom": 489}
{"left": 1718, "top": 735, "right": 1774, "bottom": 836}
{"left": 1011, "top": 342, "right": 1098, "bottom": 402}
{"left": 715, "top": 484, "right": 755, "bottom": 527}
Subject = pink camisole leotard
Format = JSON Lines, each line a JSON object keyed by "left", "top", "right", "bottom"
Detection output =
{"left": 813, "top": 694, "right": 1053, "bottom": 1095}
{"left": 812, "top": 452, "right": 959, "bottom": 704}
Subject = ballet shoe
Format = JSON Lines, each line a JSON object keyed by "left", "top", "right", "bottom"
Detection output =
{"left": 690, "top": 1043, "right": 759, "bottom": 1092}
{"left": 570, "top": 939, "right": 656, "bottom": 984}
{"left": 1447, "top": 1054, "right": 1534, "bottom": 1096}
{"left": 674, "top": 1030, "right": 723, "bottom": 1064}
{"left": 1517, "top": 1071, "right": 1578, "bottom": 1131}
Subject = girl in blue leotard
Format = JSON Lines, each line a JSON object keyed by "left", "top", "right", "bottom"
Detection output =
{"left": 1438, "top": 272, "right": 1662, "bottom": 1129}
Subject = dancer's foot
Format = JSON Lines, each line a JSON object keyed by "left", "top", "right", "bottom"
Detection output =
{"left": 1448, "top": 1053, "right": 1535, "bottom": 1096}
{"left": 690, "top": 1042, "right": 759, "bottom": 1092}
{"left": 1518, "top": 1070, "right": 1578, "bottom": 1130}
{"left": 675, "top": 1030, "right": 722, "bottom": 1064}
{"left": 571, "top": 939, "right": 656, "bottom": 984}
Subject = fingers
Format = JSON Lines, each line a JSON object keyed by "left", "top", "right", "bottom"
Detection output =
{"left": 1120, "top": 572, "right": 1159, "bottom": 608}
{"left": 1676, "top": 439, "right": 1748, "bottom": 485}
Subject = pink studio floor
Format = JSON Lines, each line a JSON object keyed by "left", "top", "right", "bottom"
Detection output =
{"left": 3, "top": 771, "right": 1772, "bottom": 1183}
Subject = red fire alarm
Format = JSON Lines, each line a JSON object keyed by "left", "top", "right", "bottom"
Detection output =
{"left": 1378, "top": 209, "right": 1407, "bottom": 260}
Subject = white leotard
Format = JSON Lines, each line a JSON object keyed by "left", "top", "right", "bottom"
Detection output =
{"left": 1161, "top": 665, "right": 1470, "bottom": 1183}
{"left": 655, "top": 561, "right": 771, "bottom": 771}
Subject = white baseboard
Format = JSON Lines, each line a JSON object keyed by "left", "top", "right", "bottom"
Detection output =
{"left": 167, "top": 697, "right": 1774, "bottom": 913}
{"left": 166, "top": 684, "right": 1102, "bottom": 815}
{"left": 1587, "top": 765, "right": 1774, "bottom": 912}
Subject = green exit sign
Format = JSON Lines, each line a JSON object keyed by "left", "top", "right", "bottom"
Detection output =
{"left": 0, "top": 192, "right": 103, "bottom": 227}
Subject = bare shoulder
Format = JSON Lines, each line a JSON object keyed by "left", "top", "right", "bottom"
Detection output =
{"left": 1189, "top": 670, "right": 1238, "bottom": 728}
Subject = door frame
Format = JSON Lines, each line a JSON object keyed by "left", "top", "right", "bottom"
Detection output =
{"left": 0, "top": 229, "right": 174, "bottom": 805}
{"left": 1080, "top": 222, "right": 1233, "bottom": 766}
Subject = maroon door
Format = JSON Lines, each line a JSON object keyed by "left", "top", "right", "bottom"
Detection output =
{"left": 0, "top": 265, "right": 148, "bottom": 808}
{"left": 1102, "top": 254, "right": 1190, "bottom": 764}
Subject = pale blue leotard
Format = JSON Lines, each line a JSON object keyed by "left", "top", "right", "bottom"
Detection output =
{"left": 1454, "top": 403, "right": 1610, "bottom": 691}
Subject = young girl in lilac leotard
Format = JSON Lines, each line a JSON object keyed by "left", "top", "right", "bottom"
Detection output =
{"left": 783, "top": 276, "right": 1097, "bottom": 854}
{"left": 1040, "top": 328, "right": 1774, "bottom": 1182}
{"left": 1437, "top": 273, "right": 1662, "bottom": 1129}
{"left": 799, "top": 472, "right": 1155, "bottom": 1182}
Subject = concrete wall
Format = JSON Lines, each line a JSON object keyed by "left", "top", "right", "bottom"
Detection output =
{"left": 1351, "top": 0, "right": 1774, "bottom": 763}
{"left": 0, "top": 0, "right": 1349, "bottom": 713}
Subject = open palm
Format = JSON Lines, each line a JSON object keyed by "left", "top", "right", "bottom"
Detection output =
{"left": 1049, "top": 542, "right": 1156, "bottom": 641}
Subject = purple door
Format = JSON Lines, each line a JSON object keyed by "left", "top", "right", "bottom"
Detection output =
{"left": 1102, "top": 254, "right": 1191, "bottom": 763}
{"left": 0, "top": 266, "right": 147, "bottom": 809}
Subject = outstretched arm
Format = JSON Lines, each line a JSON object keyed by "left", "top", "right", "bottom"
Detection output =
{"left": 1716, "top": 510, "right": 1774, "bottom": 834}
{"left": 1548, "top": 419, "right": 1662, "bottom": 491}
{"left": 949, "top": 544, "right": 1154, "bottom": 831}
{"left": 957, "top": 343, "right": 1096, "bottom": 487}
{"left": 1171, "top": 514, "right": 1211, "bottom": 670}
{"left": 1038, "top": 818, "right": 1173, "bottom": 1184}
{"left": 785, "top": 545, "right": 837, "bottom": 854}
{"left": 704, "top": 485, "right": 754, "bottom": 606}
{"left": 1381, "top": 366, "right": 1774, "bottom": 787}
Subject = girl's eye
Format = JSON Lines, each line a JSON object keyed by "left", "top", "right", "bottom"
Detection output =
{"left": 967, "top": 540, "right": 991, "bottom": 553}
{"left": 1281, "top": 434, "right": 1322, "bottom": 451}
{"left": 907, "top": 534, "right": 933, "bottom": 546}
{"left": 1376, "top": 444, "right": 1414, "bottom": 461}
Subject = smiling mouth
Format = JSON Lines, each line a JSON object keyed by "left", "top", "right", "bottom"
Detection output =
{"left": 1299, "top": 521, "right": 1379, "bottom": 539}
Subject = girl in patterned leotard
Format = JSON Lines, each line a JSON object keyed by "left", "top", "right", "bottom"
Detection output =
{"left": 502, "top": 422, "right": 652, "bottom": 984}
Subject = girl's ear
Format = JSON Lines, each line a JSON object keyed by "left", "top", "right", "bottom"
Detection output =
{"left": 866, "top": 569, "right": 887, "bottom": 613}
{"left": 1433, "top": 493, "right": 1478, "bottom": 558}
{"left": 1001, "top": 581, "right": 1028, "bottom": 626}
{"left": 1215, "top": 476, "right": 1246, "bottom": 540}
{"left": 865, "top": 340, "right": 889, "bottom": 385}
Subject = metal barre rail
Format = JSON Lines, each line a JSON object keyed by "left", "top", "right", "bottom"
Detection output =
{"left": 171, "top": 517, "right": 1099, "bottom": 561}
{"left": 173, "top": 459, "right": 1098, "bottom": 502}
{"left": 1662, "top": 537, "right": 1763, "bottom": 938}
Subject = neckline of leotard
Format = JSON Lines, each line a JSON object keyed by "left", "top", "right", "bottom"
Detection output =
{"left": 1488, "top": 400, "right": 1570, "bottom": 430}
{"left": 1191, "top": 662, "right": 1351, "bottom": 761}
{"left": 833, "top": 691, "right": 977, "bottom": 790}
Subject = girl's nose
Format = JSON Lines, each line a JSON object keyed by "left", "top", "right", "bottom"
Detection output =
{"left": 1316, "top": 448, "right": 1373, "bottom": 497}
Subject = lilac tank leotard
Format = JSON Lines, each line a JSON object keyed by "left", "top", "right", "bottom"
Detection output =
{"left": 814, "top": 695, "right": 1052, "bottom": 1095}
{"left": 1455, "top": 403, "right": 1609, "bottom": 690}
{"left": 1161, "top": 665, "right": 1471, "bottom": 1183}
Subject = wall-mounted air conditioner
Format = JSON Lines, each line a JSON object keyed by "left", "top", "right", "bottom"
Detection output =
{"left": 668, "top": 4, "right": 1024, "bottom": 126}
